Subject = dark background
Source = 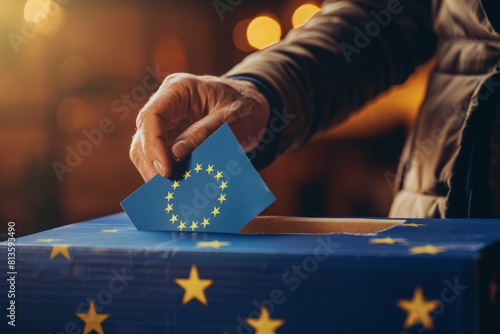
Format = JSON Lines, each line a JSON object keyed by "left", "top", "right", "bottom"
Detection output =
{"left": 0, "top": 0, "right": 432, "bottom": 237}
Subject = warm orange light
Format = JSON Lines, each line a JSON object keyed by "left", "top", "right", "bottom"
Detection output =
{"left": 152, "top": 37, "right": 188, "bottom": 75}
{"left": 57, "top": 97, "right": 92, "bottom": 133}
{"left": 247, "top": 16, "right": 281, "bottom": 50}
{"left": 292, "top": 3, "right": 321, "bottom": 28}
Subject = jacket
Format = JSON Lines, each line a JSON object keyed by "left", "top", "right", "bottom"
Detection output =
{"left": 225, "top": 0, "right": 500, "bottom": 218}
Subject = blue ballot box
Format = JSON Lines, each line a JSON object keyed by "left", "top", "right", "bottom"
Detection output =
{"left": 1, "top": 213, "right": 500, "bottom": 333}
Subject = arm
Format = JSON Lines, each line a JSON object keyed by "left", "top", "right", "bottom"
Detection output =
{"left": 224, "top": 0, "right": 436, "bottom": 168}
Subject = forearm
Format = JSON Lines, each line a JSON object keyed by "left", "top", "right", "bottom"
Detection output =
{"left": 224, "top": 0, "right": 436, "bottom": 167}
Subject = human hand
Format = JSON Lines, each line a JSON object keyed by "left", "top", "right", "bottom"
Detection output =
{"left": 130, "top": 73, "right": 271, "bottom": 181}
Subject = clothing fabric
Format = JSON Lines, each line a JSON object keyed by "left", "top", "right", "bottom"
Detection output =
{"left": 224, "top": 0, "right": 500, "bottom": 218}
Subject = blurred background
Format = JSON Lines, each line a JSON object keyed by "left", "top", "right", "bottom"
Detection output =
{"left": 0, "top": 0, "right": 433, "bottom": 237}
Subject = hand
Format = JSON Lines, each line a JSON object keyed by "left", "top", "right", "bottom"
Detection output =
{"left": 130, "top": 73, "right": 271, "bottom": 181}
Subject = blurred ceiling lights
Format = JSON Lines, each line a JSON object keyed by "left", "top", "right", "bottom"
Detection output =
{"left": 292, "top": 3, "right": 320, "bottom": 28}
{"left": 235, "top": 2, "right": 321, "bottom": 51}
{"left": 246, "top": 16, "right": 281, "bottom": 50}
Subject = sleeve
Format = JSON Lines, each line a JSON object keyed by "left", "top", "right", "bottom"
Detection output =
{"left": 223, "top": 0, "right": 436, "bottom": 169}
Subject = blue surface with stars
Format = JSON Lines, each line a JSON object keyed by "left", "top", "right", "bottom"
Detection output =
{"left": 1, "top": 213, "right": 500, "bottom": 333}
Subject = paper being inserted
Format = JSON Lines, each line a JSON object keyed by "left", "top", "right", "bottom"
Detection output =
{"left": 121, "top": 124, "right": 276, "bottom": 233}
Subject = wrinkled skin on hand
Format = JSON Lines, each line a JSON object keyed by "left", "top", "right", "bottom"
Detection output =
{"left": 130, "top": 73, "right": 271, "bottom": 181}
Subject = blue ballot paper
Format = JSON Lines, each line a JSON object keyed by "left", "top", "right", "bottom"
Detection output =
{"left": 121, "top": 124, "right": 276, "bottom": 233}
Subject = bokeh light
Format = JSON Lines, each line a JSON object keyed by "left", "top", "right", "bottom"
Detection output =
{"left": 247, "top": 16, "right": 281, "bottom": 50}
{"left": 24, "top": 0, "right": 50, "bottom": 23}
{"left": 23, "top": 0, "right": 64, "bottom": 35}
{"left": 292, "top": 3, "right": 320, "bottom": 28}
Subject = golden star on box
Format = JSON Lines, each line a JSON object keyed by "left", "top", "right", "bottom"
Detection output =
{"left": 409, "top": 245, "right": 446, "bottom": 255}
{"left": 490, "top": 274, "right": 498, "bottom": 303}
{"left": 36, "top": 238, "right": 61, "bottom": 243}
{"left": 101, "top": 229, "right": 119, "bottom": 233}
{"left": 369, "top": 237, "right": 405, "bottom": 245}
{"left": 196, "top": 240, "right": 231, "bottom": 249}
{"left": 397, "top": 286, "right": 440, "bottom": 330}
{"left": 175, "top": 265, "right": 213, "bottom": 306}
{"left": 50, "top": 245, "right": 71, "bottom": 260}
{"left": 245, "top": 306, "right": 285, "bottom": 334}
{"left": 76, "top": 300, "right": 110, "bottom": 334}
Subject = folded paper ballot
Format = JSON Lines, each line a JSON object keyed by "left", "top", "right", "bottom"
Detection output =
{"left": 121, "top": 124, "right": 276, "bottom": 233}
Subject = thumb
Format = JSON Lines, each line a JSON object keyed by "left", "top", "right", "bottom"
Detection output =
{"left": 170, "top": 114, "right": 225, "bottom": 162}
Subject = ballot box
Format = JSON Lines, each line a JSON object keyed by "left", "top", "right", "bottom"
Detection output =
{"left": 1, "top": 213, "right": 499, "bottom": 334}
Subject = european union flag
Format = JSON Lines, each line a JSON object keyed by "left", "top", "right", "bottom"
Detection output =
{"left": 121, "top": 124, "right": 276, "bottom": 233}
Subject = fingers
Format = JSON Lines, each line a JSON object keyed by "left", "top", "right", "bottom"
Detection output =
{"left": 171, "top": 113, "right": 225, "bottom": 162}
{"left": 129, "top": 134, "right": 159, "bottom": 181}
{"left": 131, "top": 74, "right": 194, "bottom": 180}
{"left": 132, "top": 112, "right": 172, "bottom": 180}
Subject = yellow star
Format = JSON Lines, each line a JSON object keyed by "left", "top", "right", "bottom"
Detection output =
{"left": 217, "top": 193, "right": 226, "bottom": 204}
{"left": 190, "top": 221, "right": 199, "bottom": 231}
{"left": 211, "top": 206, "right": 220, "bottom": 217}
{"left": 177, "top": 221, "right": 187, "bottom": 231}
{"left": 214, "top": 171, "right": 223, "bottom": 181}
{"left": 219, "top": 181, "right": 228, "bottom": 190}
{"left": 165, "top": 203, "right": 174, "bottom": 213}
{"left": 369, "top": 237, "right": 404, "bottom": 245}
{"left": 490, "top": 274, "right": 498, "bottom": 303}
{"left": 101, "top": 229, "right": 119, "bottom": 233}
{"left": 409, "top": 245, "right": 446, "bottom": 255}
{"left": 245, "top": 306, "right": 285, "bottom": 334}
{"left": 183, "top": 170, "right": 191, "bottom": 180}
{"left": 174, "top": 265, "right": 213, "bottom": 306}
{"left": 172, "top": 180, "right": 180, "bottom": 189}
{"left": 75, "top": 300, "right": 110, "bottom": 334}
{"left": 401, "top": 223, "right": 425, "bottom": 227}
{"left": 201, "top": 217, "right": 210, "bottom": 228}
{"left": 170, "top": 214, "right": 179, "bottom": 224}
{"left": 49, "top": 245, "right": 71, "bottom": 260}
{"left": 397, "top": 286, "right": 440, "bottom": 330}
{"left": 196, "top": 240, "right": 231, "bottom": 249}
{"left": 206, "top": 164, "right": 214, "bottom": 174}
{"left": 194, "top": 163, "right": 203, "bottom": 173}
{"left": 36, "top": 238, "right": 61, "bottom": 243}
{"left": 165, "top": 192, "right": 174, "bottom": 201}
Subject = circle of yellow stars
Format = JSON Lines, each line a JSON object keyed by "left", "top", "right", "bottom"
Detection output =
{"left": 165, "top": 163, "right": 228, "bottom": 231}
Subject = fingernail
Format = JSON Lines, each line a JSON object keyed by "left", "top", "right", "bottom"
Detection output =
{"left": 171, "top": 140, "right": 195, "bottom": 162}
{"left": 153, "top": 160, "right": 166, "bottom": 177}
